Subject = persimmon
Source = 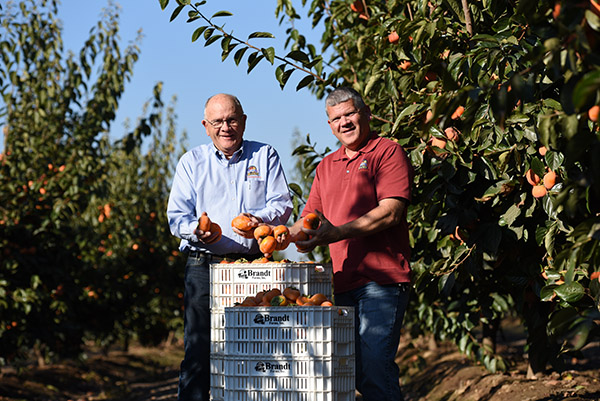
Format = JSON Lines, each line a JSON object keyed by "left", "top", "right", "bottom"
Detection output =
{"left": 532, "top": 185, "right": 547, "bottom": 198}
{"left": 209, "top": 222, "right": 222, "bottom": 242}
{"left": 388, "top": 31, "right": 399, "bottom": 44}
{"left": 231, "top": 214, "right": 253, "bottom": 231}
{"left": 430, "top": 136, "right": 447, "bottom": 150}
{"left": 303, "top": 213, "right": 320, "bottom": 230}
{"left": 252, "top": 257, "right": 270, "bottom": 264}
{"left": 293, "top": 231, "right": 310, "bottom": 251}
{"left": 275, "top": 234, "right": 291, "bottom": 251}
{"left": 309, "top": 293, "right": 329, "bottom": 306}
{"left": 259, "top": 235, "right": 277, "bottom": 255}
{"left": 253, "top": 224, "right": 273, "bottom": 241}
{"left": 444, "top": 127, "right": 459, "bottom": 141}
{"left": 263, "top": 288, "right": 282, "bottom": 304}
{"left": 538, "top": 146, "right": 547, "bottom": 156}
{"left": 398, "top": 60, "right": 412, "bottom": 70}
{"left": 543, "top": 170, "right": 557, "bottom": 190}
{"left": 525, "top": 169, "right": 541, "bottom": 186}
{"left": 283, "top": 287, "right": 300, "bottom": 302}
{"left": 321, "top": 301, "right": 334, "bottom": 307}
{"left": 270, "top": 295, "right": 289, "bottom": 306}
{"left": 552, "top": 2, "right": 561, "bottom": 19}
{"left": 254, "top": 291, "right": 266, "bottom": 304}
{"left": 241, "top": 296, "right": 258, "bottom": 307}
{"left": 295, "top": 295, "right": 310, "bottom": 306}
{"left": 588, "top": 105, "right": 600, "bottom": 122}
{"left": 198, "top": 212, "right": 211, "bottom": 232}
{"left": 591, "top": 271, "right": 600, "bottom": 281}
{"left": 350, "top": 0, "right": 364, "bottom": 13}
{"left": 451, "top": 105, "right": 465, "bottom": 120}
{"left": 273, "top": 225, "right": 289, "bottom": 239}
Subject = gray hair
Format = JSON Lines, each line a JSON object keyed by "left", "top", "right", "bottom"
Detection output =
{"left": 204, "top": 93, "right": 244, "bottom": 118}
{"left": 325, "top": 87, "right": 366, "bottom": 111}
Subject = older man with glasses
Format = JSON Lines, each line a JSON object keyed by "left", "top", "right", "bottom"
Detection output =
{"left": 167, "top": 93, "right": 293, "bottom": 401}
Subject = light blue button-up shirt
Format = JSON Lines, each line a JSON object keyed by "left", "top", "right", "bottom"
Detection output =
{"left": 167, "top": 140, "right": 293, "bottom": 255}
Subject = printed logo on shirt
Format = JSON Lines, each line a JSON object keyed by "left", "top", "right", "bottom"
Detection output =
{"left": 358, "top": 159, "right": 368, "bottom": 171}
{"left": 247, "top": 165, "right": 261, "bottom": 179}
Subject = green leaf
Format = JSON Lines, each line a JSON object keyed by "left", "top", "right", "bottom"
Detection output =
{"left": 170, "top": 4, "right": 185, "bottom": 22}
{"left": 261, "top": 47, "right": 276, "bottom": 64}
{"left": 285, "top": 50, "right": 310, "bottom": 65}
{"left": 364, "top": 74, "right": 381, "bottom": 96}
{"left": 247, "top": 52, "right": 264, "bottom": 73}
{"left": 275, "top": 64, "right": 293, "bottom": 89}
{"left": 398, "top": 104, "right": 420, "bottom": 120}
{"left": 233, "top": 47, "right": 248, "bottom": 66}
{"left": 288, "top": 183, "right": 303, "bottom": 198}
{"left": 476, "top": 180, "right": 514, "bottom": 202}
{"left": 191, "top": 26, "right": 207, "bottom": 42}
{"left": 205, "top": 35, "right": 222, "bottom": 47}
{"left": 159, "top": 0, "right": 169, "bottom": 10}
{"left": 545, "top": 151, "right": 564, "bottom": 172}
{"left": 248, "top": 32, "right": 275, "bottom": 39}
{"left": 500, "top": 204, "right": 521, "bottom": 227}
{"left": 554, "top": 282, "right": 585, "bottom": 303}
{"left": 572, "top": 69, "right": 600, "bottom": 110}
{"left": 211, "top": 10, "right": 233, "bottom": 18}
{"left": 296, "top": 75, "right": 314, "bottom": 91}
{"left": 540, "top": 285, "right": 557, "bottom": 302}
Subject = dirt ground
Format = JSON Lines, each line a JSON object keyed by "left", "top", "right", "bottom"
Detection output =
{"left": 1, "top": 319, "right": 599, "bottom": 401}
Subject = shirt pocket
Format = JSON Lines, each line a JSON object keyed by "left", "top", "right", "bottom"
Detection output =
{"left": 243, "top": 179, "right": 267, "bottom": 210}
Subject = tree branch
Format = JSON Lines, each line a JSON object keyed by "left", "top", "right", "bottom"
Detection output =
{"left": 461, "top": 0, "right": 474, "bottom": 35}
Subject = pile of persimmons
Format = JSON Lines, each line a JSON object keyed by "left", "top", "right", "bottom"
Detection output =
{"left": 234, "top": 287, "right": 333, "bottom": 307}
{"left": 198, "top": 211, "right": 320, "bottom": 255}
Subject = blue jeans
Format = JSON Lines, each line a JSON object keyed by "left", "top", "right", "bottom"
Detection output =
{"left": 335, "top": 281, "right": 411, "bottom": 401}
{"left": 178, "top": 254, "right": 210, "bottom": 401}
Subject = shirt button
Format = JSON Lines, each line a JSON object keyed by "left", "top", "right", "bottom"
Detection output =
{"left": 346, "top": 170, "right": 350, "bottom": 173}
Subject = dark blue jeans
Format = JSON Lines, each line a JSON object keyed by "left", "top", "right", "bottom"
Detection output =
{"left": 178, "top": 254, "right": 210, "bottom": 401}
{"left": 335, "top": 281, "right": 411, "bottom": 401}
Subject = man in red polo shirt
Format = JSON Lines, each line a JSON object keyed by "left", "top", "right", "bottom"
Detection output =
{"left": 290, "top": 86, "right": 414, "bottom": 401}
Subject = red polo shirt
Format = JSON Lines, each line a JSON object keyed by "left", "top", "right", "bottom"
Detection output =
{"left": 303, "top": 133, "right": 414, "bottom": 293}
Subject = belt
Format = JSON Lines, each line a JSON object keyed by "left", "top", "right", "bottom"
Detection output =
{"left": 187, "top": 250, "right": 262, "bottom": 262}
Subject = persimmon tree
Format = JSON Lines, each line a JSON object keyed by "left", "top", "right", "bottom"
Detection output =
{"left": 161, "top": 0, "right": 600, "bottom": 373}
{"left": 0, "top": 0, "right": 185, "bottom": 363}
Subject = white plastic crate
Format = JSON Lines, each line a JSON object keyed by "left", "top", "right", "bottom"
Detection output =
{"left": 210, "top": 352, "right": 224, "bottom": 401}
{"left": 223, "top": 355, "right": 355, "bottom": 401}
{"left": 224, "top": 306, "right": 354, "bottom": 358}
{"left": 209, "top": 263, "right": 333, "bottom": 310}
{"left": 211, "top": 310, "right": 226, "bottom": 354}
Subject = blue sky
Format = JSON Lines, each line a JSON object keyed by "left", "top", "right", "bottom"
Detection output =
{"left": 56, "top": 0, "right": 338, "bottom": 176}
{"left": 55, "top": 0, "right": 338, "bottom": 260}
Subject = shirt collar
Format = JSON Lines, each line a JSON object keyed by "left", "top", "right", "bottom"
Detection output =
{"left": 213, "top": 141, "right": 244, "bottom": 162}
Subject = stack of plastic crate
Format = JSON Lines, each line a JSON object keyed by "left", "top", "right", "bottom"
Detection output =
{"left": 209, "top": 262, "right": 336, "bottom": 400}
{"left": 222, "top": 305, "right": 355, "bottom": 400}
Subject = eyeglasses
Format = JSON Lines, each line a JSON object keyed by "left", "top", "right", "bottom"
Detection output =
{"left": 206, "top": 117, "right": 241, "bottom": 129}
